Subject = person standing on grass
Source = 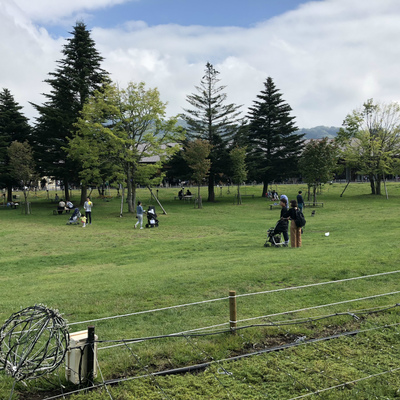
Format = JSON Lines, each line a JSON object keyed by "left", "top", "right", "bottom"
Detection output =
{"left": 283, "top": 200, "right": 302, "bottom": 248}
{"left": 297, "top": 191, "right": 304, "bottom": 212}
{"left": 134, "top": 201, "right": 145, "bottom": 229}
{"left": 275, "top": 197, "right": 289, "bottom": 247}
{"left": 84, "top": 197, "right": 93, "bottom": 225}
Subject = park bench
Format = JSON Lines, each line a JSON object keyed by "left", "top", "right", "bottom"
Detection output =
{"left": 269, "top": 203, "right": 281, "bottom": 210}
{"left": 1, "top": 202, "right": 19, "bottom": 209}
{"left": 174, "top": 195, "right": 194, "bottom": 202}
{"left": 304, "top": 202, "right": 324, "bottom": 208}
{"left": 53, "top": 208, "right": 71, "bottom": 215}
{"left": 235, "top": 194, "right": 255, "bottom": 199}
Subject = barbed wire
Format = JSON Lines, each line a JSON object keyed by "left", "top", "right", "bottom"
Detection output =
{"left": 96, "top": 300, "right": 400, "bottom": 351}
{"left": 5, "top": 271, "right": 400, "bottom": 398}
{"left": 67, "top": 269, "right": 400, "bottom": 327}
{"left": 286, "top": 367, "right": 400, "bottom": 400}
{"left": 42, "top": 319, "right": 400, "bottom": 399}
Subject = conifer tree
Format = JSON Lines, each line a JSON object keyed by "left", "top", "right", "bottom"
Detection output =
{"left": 183, "top": 62, "right": 243, "bottom": 202}
{"left": 247, "top": 77, "right": 304, "bottom": 196}
{"left": 32, "top": 22, "right": 110, "bottom": 203}
{"left": 0, "top": 88, "right": 31, "bottom": 201}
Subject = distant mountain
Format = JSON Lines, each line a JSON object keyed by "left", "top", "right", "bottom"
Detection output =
{"left": 298, "top": 126, "right": 340, "bottom": 140}
{"left": 177, "top": 119, "right": 340, "bottom": 140}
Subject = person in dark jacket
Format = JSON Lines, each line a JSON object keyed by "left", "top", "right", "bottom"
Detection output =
{"left": 283, "top": 200, "right": 302, "bottom": 248}
{"left": 297, "top": 191, "right": 304, "bottom": 212}
{"left": 275, "top": 197, "right": 289, "bottom": 246}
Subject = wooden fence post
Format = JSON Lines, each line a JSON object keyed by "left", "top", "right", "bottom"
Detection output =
{"left": 229, "top": 290, "right": 237, "bottom": 333}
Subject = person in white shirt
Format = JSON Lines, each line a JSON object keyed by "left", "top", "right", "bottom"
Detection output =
{"left": 83, "top": 197, "right": 93, "bottom": 224}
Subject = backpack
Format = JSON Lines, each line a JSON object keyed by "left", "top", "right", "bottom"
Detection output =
{"left": 295, "top": 209, "right": 306, "bottom": 228}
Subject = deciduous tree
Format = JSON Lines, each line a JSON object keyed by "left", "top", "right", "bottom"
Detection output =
{"left": 69, "top": 82, "right": 184, "bottom": 213}
{"left": 182, "top": 139, "right": 211, "bottom": 209}
{"left": 230, "top": 146, "right": 248, "bottom": 205}
{"left": 337, "top": 99, "right": 400, "bottom": 195}
{"left": 298, "top": 138, "right": 338, "bottom": 203}
{"left": 8, "top": 141, "right": 37, "bottom": 214}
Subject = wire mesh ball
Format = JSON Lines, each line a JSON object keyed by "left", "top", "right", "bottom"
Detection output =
{"left": 0, "top": 305, "right": 69, "bottom": 381}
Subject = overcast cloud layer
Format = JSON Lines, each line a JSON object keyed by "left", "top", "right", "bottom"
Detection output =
{"left": 2, "top": 0, "right": 400, "bottom": 128}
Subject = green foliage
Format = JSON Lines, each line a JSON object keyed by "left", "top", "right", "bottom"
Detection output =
{"left": 337, "top": 98, "right": 400, "bottom": 194}
{"left": 182, "top": 139, "right": 211, "bottom": 184}
{"left": 182, "top": 139, "right": 211, "bottom": 208}
{"left": 0, "top": 89, "right": 31, "bottom": 197}
{"left": 247, "top": 77, "right": 304, "bottom": 195}
{"left": 7, "top": 141, "right": 36, "bottom": 186}
{"left": 229, "top": 146, "right": 248, "bottom": 204}
{"left": 298, "top": 138, "right": 338, "bottom": 201}
{"left": 7, "top": 141, "right": 36, "bottom": 214}
{"left": 229, "top": 146, "right": 248, "bottom": 185}
{"left": 69, "top": 82, "right": 185, "bottom": 212}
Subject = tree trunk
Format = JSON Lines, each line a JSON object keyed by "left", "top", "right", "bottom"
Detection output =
{"left": 23, "top": 189, "right": 30, "bottom": 214}
{"left": 126, "top": 164, "right": 135, "bottom": 213}
{"left": 7, "top": 186, "right": 12, "bottom": 202}
{"left": 313, "top": 184, "right": 317, "bottom": 205}
{"left": 237, "top": 184, "right": 241, "bottom": 205}
{"left": 64, "top": 178, "right": 70, "bottom": 201}
{"left": 262, "top": 182, "right": 268, "bottom": 197}
{"left": 127, "top": 179, "right": 134, "bottom": 213}
{"left": 375, "top": 177, "right": 382, "bottom": 195}
{"left": 207, "top": 172, "right": 215, "bottom": 202}
{"left": 80, "top": 186, "right": 87, "bottom": 206}
{"left": 197, "top": 185, "right": 202, "bottom": 209}
{"left": 369, "top": 174, "right": 376, "bottom": 194}
{"left": 119, "top": 185, "right": 125, "bottom": 217}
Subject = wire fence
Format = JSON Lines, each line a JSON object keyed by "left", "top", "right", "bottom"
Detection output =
{"left": 4, "top": 269, "right": 400, "bottom": 399}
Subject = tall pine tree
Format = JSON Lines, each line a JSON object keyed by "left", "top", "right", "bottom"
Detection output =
{"left": 0, "top": 88, "right": 31, "bottom": 201}
{"left": 32, "top": 22, "right": 110, "bottom": 202}
{"left": 247, "top": 77, "right": 304, "bottom": 196}
{"left": 182, "top": 62, "right": 243, "bottom": 202}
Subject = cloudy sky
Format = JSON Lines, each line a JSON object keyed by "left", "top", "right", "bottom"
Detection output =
{"left": 1, "top": 0, "right": 400, "bottom": 128}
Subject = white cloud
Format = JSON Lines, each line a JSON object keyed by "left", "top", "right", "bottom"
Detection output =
{"left": 12, "top": 0, "right": 132, "bottom": 24}
{"left": 2, "top": 0, "right": 400, "bottom": 128}
{"left": 0, "top": 1, "right": 63, "bottom": 118}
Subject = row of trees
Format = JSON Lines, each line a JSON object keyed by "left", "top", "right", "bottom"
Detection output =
{"left": 2, "top": 22, "right": 400, "bottom": 211}
{"left": 0, "top": 22, "right": 306, "bottom": 210}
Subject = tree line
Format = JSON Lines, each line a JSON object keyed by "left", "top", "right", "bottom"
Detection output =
{"left": 1, "top": 22, "right": 400, "bottom": 212}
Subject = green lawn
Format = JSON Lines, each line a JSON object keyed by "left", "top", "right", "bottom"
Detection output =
{"left": 1, "top": 182, "right": 400, "bottom": 399}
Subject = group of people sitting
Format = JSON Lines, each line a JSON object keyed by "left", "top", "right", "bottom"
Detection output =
{"left": 266, "top": 190, "right": 279, "bottom": 201}
{"left": 178, "top": 189, "right": 192, "bottom": 200}
{"left": 57, "top": 199, "right": 74, "bottom": 214}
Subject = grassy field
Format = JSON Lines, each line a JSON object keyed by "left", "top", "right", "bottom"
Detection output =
{"left": 1, "top": 182, "right": 400, "bottom": 399}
